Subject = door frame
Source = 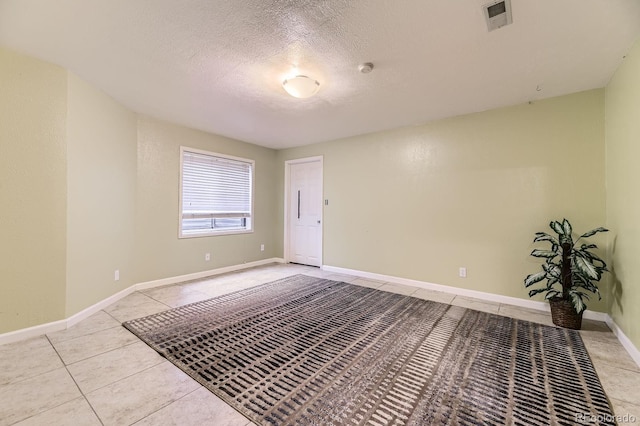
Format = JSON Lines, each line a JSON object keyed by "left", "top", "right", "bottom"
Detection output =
{"left": 284, "top": 156, "right": 324, "bottom": 266}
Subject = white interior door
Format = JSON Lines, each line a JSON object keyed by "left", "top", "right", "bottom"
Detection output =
{"left": 287, "top": 159, "right": 322, "bottom": 267}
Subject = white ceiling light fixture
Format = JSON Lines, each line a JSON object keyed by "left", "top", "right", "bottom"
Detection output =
{"left": 282, "top": 75, "right": 320, "bottom": 99}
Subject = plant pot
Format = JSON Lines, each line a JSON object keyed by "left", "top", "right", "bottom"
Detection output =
{"left": 549, "top": 298, "right": 583, "bottom": 330}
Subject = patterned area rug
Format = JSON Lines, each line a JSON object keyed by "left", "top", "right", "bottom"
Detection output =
{"left": 123, "top": 275, "right": 615, "bottom": 425}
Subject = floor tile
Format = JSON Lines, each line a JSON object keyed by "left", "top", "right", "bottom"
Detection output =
{"left": 582, "top": 334, "right": 640, "bottom": 372}
{"left": 378, "top": 282, "right": 418, "bottom": 296}
{"left": 133, "top": 388, "right": 250, "bottom": 426}
{"left": 610, "top": 398, "right": 640, "bottom": 424}
{"left": 86, "top": 361, "right": 200, "bottom": 426}
{"left": 13, "top": 397, "right": 101, "bottom": 426}
{"left": 182, "top": 275, "right": 234, "bottom": 291}
{"left": 104, "top": 292, "right": 170, "bottom": 323}
{"left": 297, "top": 268, "right": 330, "bottom": 278}
{"left": 47, "top": 310, "right": 121, "bottom": 344}
{"left": 51, "top": 326, "right": 140, "bottom": 365}
{"left": 0, "top": 367, "right": 81, "bottom": 426}
{"left": 497, "top": 304, "right": 554, "bottom": 326}
{"left": 351, "top": 277, "right": 385, "bottom": 289}
{"left": 288, "top": 268, "right": 317, "bottom": 277}
{"left": 594, "top": 363, "right": 640, "bottom": 405}
{"left": 451, "top": 296, "right": 500, "bottom": 315}
{"left": 142, "top": 284, "right": 211, "bottom": 308}
{"left": 195, "top": 280, "right": 255, "bottom": 299}
{"left": 324, "top": 273, "right": 358, "bottom": 283}
{"left": 581, "top": 319, "right": 612, "bottom": 333}
{"left": 444, "top": 305, "right": 467, "bottom": 320}
{"left": 68, "top": 341, "right": 165, "bottom": 393}
{"left": 412, "top": 288, "right": 456, "bottom": 304}
{"left": 0, "top": 336, "right": 63, "bottom": 386}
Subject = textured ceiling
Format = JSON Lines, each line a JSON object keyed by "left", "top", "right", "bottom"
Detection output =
{"left": 1, "top": 0, "right": 639, "bottom": 149}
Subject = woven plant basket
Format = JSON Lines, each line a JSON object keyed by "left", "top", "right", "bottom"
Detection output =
{"left": 550, "top": 298, "right": 583, "bottom": 330}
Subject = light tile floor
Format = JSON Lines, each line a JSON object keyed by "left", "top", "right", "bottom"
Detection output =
{"left": 1, "top": 263, "right": 639, "bottom": 425}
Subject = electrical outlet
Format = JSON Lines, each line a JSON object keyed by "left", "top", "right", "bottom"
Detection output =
{"left": 260, "top": 244, "right": 265, "bottom": 252}
{"left": 205, "top": 253, "right": 211, "bottom": 261}
{"left": 459, "top": 267, "right": 467, "bottom": 278}
{"left": 114, "top": 270, "right": 120, "bottom": 281}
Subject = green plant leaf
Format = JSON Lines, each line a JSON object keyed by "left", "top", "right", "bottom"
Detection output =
{"left": 543, "top": 262, "right": 561, "bottom": 273}
{"left": 528, "top": 288, "right": 548, "bottom": 297}
{"left": 531, "top": 249, "right": 557, "bottom": 258}
{"left": 525, "top": 271, "right": 547, "bottom": 287}
{"left": 579, "top": 227, "right": 609, "bottom": 239}
{"left": 544, "top": 265, "right": 561, "bottom": 285}
{"left": 550, "top": 221, "right": 564, "bottom": 235}
{"left": 580, "top": 243, "right": 598, "bottom": 250}
{"left": 544, "top": 291, "right": 561, "bottom": 300}
{"left": 581, "top": 250, "right": 606, "bottom": 266}
{"left": 574, "top": 255, "right": 599, "bottom": 280}
{"left": 562, "top": 219, "right": 572, "bottom": 236}
{"left": 534, "top": 232, "right": 559, "bottom": 245}
{"left": 570, "top": 291, "right": 587, "bottom": 314}
{"left": 570, "top": 288, "right": 591, "bottom": 300}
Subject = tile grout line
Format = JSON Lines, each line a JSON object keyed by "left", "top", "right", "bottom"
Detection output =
{"left": 46, "top": 330, "right": 187, "bottom": 425}
{"left": 101, "top": 308, "right": 124, "bottom": 325}
{"left": 109, "top": 364, "right": 200, "bottom": 426}
{"left": 133, "top": 290, "right": 174, "bottom": 310}
{"left": 72, "top": 355, "right": 169, "bottom": 395}
{"left": 44, "top": 334, "right": 106, "bottom": 426}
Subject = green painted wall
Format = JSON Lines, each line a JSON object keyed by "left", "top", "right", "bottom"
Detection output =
{"left": 605, "top": 38, "right": 640, "bottom": 349}
{"left": 0, "top": 48, "right": 280, "bottom": 334}
{"left": 277, "top": 90, "right": 608, "bottom": 312}
{"left": 134, "top": 116, "right": 279, "bottom": 284}
{"left": 66, "top": 73, "right": 138, "bottom": 316}
{"left": 0, "top": 47, "right": 68, "bottom": 332}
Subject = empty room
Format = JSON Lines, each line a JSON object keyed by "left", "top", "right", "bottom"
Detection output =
{"left": 1, "top": 0, "right": 639, "bottom": 424}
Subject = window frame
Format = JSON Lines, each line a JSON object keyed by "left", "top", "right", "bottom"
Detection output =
{"left": 178, "top": 146, "right": 255, "bottom": 238}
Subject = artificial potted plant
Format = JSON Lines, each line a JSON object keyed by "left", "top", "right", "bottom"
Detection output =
{"left": 524, "top": 218, "right": 608, "bottom": 330}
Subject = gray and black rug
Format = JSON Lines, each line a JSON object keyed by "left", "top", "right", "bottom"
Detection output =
{"left": 123, "top": 275, "right": 615, "bottom": 425}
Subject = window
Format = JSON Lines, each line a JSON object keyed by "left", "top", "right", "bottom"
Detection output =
{"left": 179, "top": 147, "right": 254, "bottom": 237}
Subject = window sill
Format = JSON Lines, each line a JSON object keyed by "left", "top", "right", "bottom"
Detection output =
{"left": 179, "top": 229, "right": 254, "bottom": 239}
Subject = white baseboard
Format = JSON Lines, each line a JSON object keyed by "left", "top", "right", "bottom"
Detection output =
{"left": 135, "top": 257, "right": 285, "bottom": 291}
{"left": 0, "top": 320, "right": 67, "bottom": 346}
{"left": 605, "top": 316, "right": 640, "bottom": 368}
{"left": 66, "top": 286, "right": 137, "bottom": 329}
{"left": 323, "top": 264, "right": 636, "bottom": 365}
{"left": 322, "top": 265, "right": 609, "bottom": 321}
{"left": 0, "top": 257, "right": 285, "bottom": 346}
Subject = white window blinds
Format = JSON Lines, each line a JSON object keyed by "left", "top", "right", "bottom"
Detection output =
{"left": 180, "top": 148, "right": 253, "bottom": 237}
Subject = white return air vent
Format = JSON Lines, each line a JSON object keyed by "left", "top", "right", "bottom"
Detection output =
{"left": 483, "top": 0, "right": 513, "bottom": 32}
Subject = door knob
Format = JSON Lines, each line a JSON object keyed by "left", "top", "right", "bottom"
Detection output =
{"left": 317, "top": 220, "right": 321, "bottom": 224}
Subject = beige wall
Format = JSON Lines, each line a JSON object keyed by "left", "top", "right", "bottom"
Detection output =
{"left": 277, "top": 90, "right": 608, "bottom": 312}
{"left": 0, "top": 47, "right": 281, "bottom": 334}
{"left": 605, "top": 39, "right": 640, "bottom": 348}
{"left": 0, "top": 47, "right": 68, "bottom": 332}
{"left": 66, "top": 73, "right": 138, "bottom": 316}
{"left": 134, "top": 117, "right": 279, "bottom": 284}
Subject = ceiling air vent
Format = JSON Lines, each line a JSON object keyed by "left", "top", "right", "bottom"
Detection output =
{"left": 483, "top": 0, "right": 512, "bottom": 32}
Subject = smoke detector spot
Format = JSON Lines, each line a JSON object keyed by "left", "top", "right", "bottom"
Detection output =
{"left": 358, "top": 62, "right": 374, "bottom": 74}
{"left": 483, "top": 0, "right": 513, "bottom": 32}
